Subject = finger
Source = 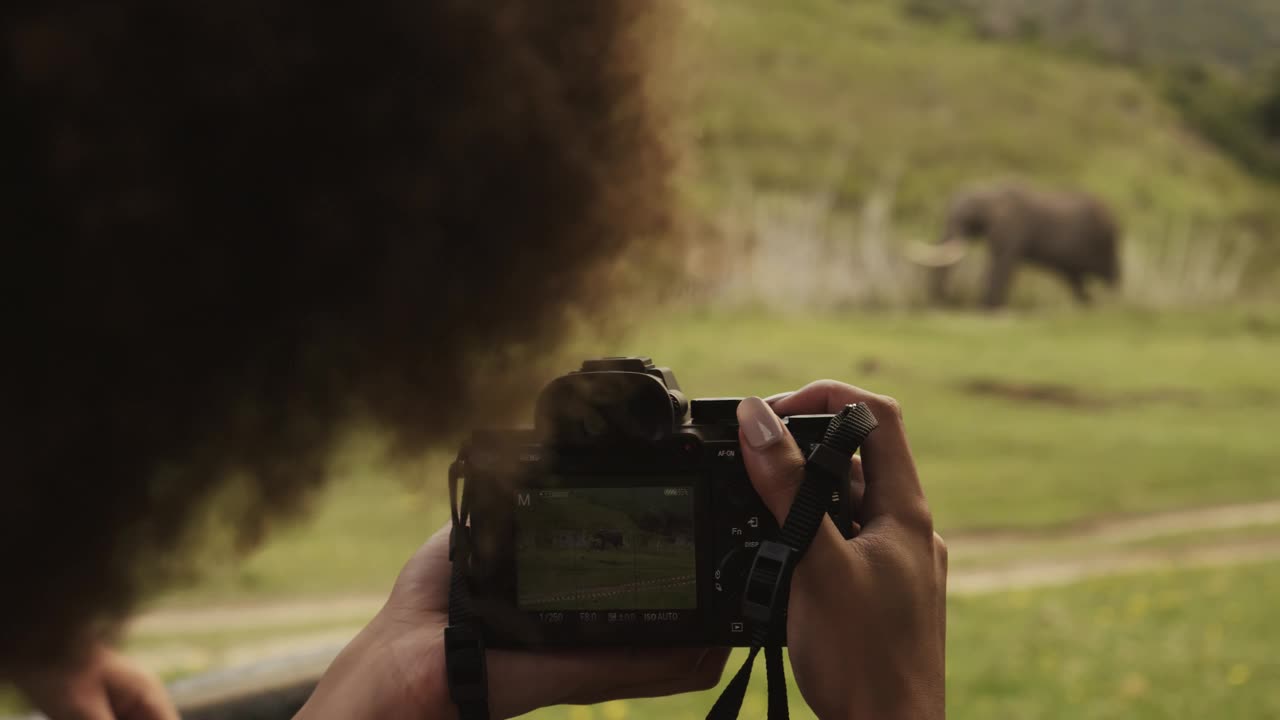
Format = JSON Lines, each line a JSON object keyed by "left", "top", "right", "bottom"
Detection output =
{"left": 848, "top": 455, "right": 865, "bottom": 536}
{"left": 101, "top": 650, "right": 180, "bottom": 720}
{"left": 60, "top": 691, "right": 115, "bottom": 720}
{"left": 767, "top": 379, "right": 882, "bottom": 416}
{"left": 771, "top": 380, "right": 930, "bottom": 531}
{"left": 789, "top": 516, "right": 862, "bottom": 610}
{"left": 112, "top": 674, "right": 179, "bottom": 720}
{"left": 934, "top": 532, "right": 948, "bottom": 656}
{"left": 762, "top": 390, "right": 794, "bottom": 404}
{"left": 736, "top": 396, "right": 806, "bottom": 522}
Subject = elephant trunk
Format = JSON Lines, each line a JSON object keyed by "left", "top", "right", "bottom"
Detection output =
{"left": 905, "top": 236, "right": 970, "bottom": 268}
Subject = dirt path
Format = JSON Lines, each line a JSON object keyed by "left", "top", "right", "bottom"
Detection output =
{"left": 132, "top": 499, "right": 1280, "bottom": 638}
{"left": 114, "top": 498, "right": 1280, "bottom": 687}
{"left": 131, "top": 595, "right": 384, "bottom": 636}
{"left": 948, "top": 499, "right": 1280, "bottom": 550}
{"left": 949, "top": 536, "right": 1280, "bottom": 594}
{"left": 131, "top": 534, "right": 1280, "bottom": 697}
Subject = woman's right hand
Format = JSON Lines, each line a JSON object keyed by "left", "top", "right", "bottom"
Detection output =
{"left": 735, "top": 381, "right": 947, "bottom": 720}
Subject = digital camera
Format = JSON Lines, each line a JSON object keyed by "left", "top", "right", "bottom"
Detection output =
{"left": 454, "top": 357, "right": 856, "bottom": 647}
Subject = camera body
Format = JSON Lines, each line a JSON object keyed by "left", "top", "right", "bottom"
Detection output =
{"left": 457, "top": 358, "right": 855, "bottom": 647}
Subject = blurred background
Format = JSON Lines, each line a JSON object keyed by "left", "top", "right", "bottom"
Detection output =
{"left": 7, "top": 0, "right": 1279, "bottom": 717}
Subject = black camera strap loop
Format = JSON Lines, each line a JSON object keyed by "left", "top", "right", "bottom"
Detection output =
{"left": 446, "top": 452, "right": 492, "bottom": 720}
{"left": 708, "top": 403, "right": 879, "bottom": 720}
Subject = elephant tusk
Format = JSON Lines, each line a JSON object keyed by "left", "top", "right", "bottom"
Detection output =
{"left": 905, "top": 237, "right": 970, "bottom": 267}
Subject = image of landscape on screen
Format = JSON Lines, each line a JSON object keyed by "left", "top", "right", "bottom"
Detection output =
{"left": 516, "top": 485, "right": 696, "bottom": 610}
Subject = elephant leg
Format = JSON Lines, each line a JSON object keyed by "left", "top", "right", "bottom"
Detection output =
{"left": 928, "top": 266, "right": 951, "bottom": 305}
{"left": 1066, "top": 272, "right": 1091, "bottom": 304}
{"left": 981, "top": 251, "right": 1017, "bottom": 309}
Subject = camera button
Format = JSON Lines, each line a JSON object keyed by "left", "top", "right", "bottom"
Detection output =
{"left": 721, "top": 477, "right": 749, "bottom": 506}
{"left": 692, "top": 398, "right": 744, "bottom": 424}
{"left": 738, "top": 507, "right": 772, "bottom": 540}
{"left": 729, "top": 522, "right": 760, "bottom": 543}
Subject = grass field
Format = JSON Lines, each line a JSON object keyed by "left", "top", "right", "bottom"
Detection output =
{"left": 624, "top": 307, "right": 1280, "bottom": 531}
{"left": 6, "top": 307, "right": 1276, "bottom": 717}
{"left": 148, "top": 306, "right": 1280, "bottom": 605}
{"left": 9, "top": 558, "right": 1277, "bottom": 718}
{"left": 517, "top": 547, "right": 696, "bottom": 610}
{"left": 520, "top": 559, "right": 1280, "bottom": 720}
{"left": 517, "top": 487, "right": 697, "bottom": 609}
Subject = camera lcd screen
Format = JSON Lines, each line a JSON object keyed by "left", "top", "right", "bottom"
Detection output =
{"left": 515, "top": 483, "right": 696, "bottom": 610}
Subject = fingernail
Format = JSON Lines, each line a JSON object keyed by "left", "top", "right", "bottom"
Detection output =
{"left": 738, "top": 396, "right": 785, "bottom": 449}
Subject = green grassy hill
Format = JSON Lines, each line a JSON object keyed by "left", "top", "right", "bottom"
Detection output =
{"left": 909, "top": 0, "right": 1280, "bottom": 73}
{"left": 681, "top": 0, "right": 1279, "bottom": 267}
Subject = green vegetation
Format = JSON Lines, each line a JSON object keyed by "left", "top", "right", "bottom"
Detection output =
{"left": 627, "top": 309, "right": 1280, "bottom": 531}
{"left": 683, "top": 0, "right": 1279, "bottom": 251}
{"left": 1161, "top": 64, "right": 1280, "bottom": 184}
{"left": 518, "top": 547, "right": 696, "bottom": 610}
{"left": 5, "top": 309, "right": 1276, "bottom": 716}
{"left": 949, "top": 560, "right": 1280, "bottom": 719}
{"left": 518, "top": 488, "right": 697, "bottom": 609}
{"left": 145, "top": 308, "right": 1280, "bottom": 605}
{"left": 906, "top": 0, "right": 1280, "bottom": 73}
{"left": 893, "top": 0, "right": 1280, "bottom": 194}
{"left": 522, "top": 560, "right": 1280, "bottom": 720}
{"left": 148, "top": 445, "right": 455, "bottom": 606}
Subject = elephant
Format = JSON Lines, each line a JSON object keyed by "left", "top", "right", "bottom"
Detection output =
{"left": 591, "top": 529, "right": 625, "bottom": 550}
{"left": 907, "top": 185, "right": 1121, "bottom": 308}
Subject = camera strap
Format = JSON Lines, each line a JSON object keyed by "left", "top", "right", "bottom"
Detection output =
{"left": 707, "top": 403, "right": 879, "bottom": 720}
{"left": 446, "top": 451, "right": 492, "bottom": 720}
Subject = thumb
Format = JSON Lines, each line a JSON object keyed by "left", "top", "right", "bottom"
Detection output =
{"left": 55, "top": 690, "right": 115, "bottom": 720}
{"left": 736, "top": 397, "right": 805, "bottom": 522}
{"left": 101, "top": 649, "right": 180, "bottom": 720}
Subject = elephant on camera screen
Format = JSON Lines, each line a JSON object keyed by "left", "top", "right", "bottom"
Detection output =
{"left": 907, "top": 185, "right": 1121, "bottom": 308}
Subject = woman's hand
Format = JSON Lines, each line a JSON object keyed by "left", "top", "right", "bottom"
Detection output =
{"left": 297, "top": 525, "right": 729, "bottom": 719}
{"left": 737, "top": 381, "right": 947, "bottom": 720}
{"left": 14, "top": 643, "right": 178, "bottom": 720}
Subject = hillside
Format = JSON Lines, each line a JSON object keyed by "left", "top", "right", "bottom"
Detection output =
{"left": 679, "top": 0, "right": 1279, "bottom": 270}
{"left": 909, "top": 0, "right": 1280, "bottom": 73}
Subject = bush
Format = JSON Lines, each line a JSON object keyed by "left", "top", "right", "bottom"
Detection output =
{"left": 1257, "top": 70, "right": 1280, "bottom": 141}
{"left": 1161, "top": 63, "right": 1280, "bottom": 181}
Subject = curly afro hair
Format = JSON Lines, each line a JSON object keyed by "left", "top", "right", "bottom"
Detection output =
{"left": 0, "top": 0, "right": 676, "bottom": 666}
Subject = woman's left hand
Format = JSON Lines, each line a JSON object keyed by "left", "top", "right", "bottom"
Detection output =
{"left": 297, "top": 525, "right": 729, "bottom": 719}
{"left": 15, "top": 643, "right": 178, "bottom": 720}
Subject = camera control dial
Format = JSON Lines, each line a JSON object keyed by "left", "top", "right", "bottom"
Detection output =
{"left": 713, "top": 546, "right": 753, "bottom": 596}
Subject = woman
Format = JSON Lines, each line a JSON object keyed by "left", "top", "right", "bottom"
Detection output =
{"left": 2, "top": 2, "right": 944, "bottom": 717}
